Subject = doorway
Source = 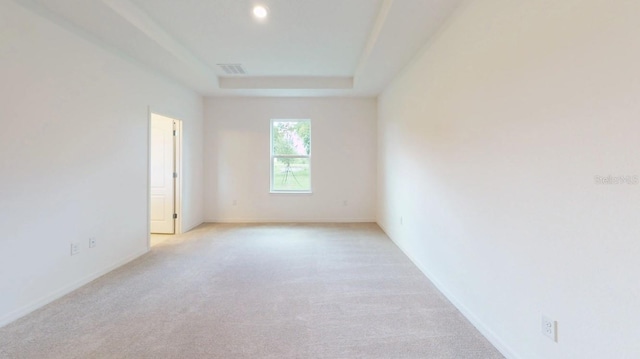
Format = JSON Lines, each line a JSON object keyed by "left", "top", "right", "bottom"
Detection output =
{"left": 149, "top": 113, "right": 182, "bottom": 237}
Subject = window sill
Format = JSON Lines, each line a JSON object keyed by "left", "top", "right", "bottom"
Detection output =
{"left": 269, "top": 191, "right": 313, "bottom": 195}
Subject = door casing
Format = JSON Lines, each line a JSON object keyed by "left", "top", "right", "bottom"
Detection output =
{"left": 147, "top": 110, "right": 182, "bottom": 245}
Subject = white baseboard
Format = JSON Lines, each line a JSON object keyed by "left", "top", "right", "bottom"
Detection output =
{"left": 377, "top": 221, "right": 520, "bottom": 359}
{"left": 182, "top": 221, "right": 205, "bottom": 233}
{"left": 205, "top": 218, "right": 376, "bottom": 223}
{"left": 0, "top": 248, "right": 149, "bottom": 328}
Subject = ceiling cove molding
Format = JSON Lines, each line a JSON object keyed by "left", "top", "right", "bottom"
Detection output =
{"left": 353, "top": 0, "right": 394, "bottom": 85}
{"left": 101, "top": 0, "right": 217, "bottom": 85}
{"left": 218, "top": 77, "right": 354, "bottom": 90}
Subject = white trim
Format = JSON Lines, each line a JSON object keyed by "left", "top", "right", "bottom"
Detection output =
{"left": 174, "top": 119, "right": 183, "bottom": 234}
{"left": 0, "top": 248, "right": 148, "bottom": 328}
{"left": 204, "top": 218, "right": 376, "bottom": 223}
{"left": 146, "top": 106, "right": 151, "bottom": 250}
{"left": 149, "top": 112, "right": 183, "bottom": 235}
{"left": 376, "top": 222, "right": 520, "bottom": 359}
{"left": 181, "top": 221, "right": 204, "bottom": 233}
{"left": 272, "top": 155, "right": 309, "bottom": 159}
{"left": 270, "top": 119, "right": 312, "bottom": 193}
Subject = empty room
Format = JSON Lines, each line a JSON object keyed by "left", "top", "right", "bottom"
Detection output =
{"left": 1, "top": 0, "right": 638, "bottom": 358}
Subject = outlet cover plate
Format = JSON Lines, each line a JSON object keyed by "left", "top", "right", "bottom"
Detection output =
{"left": 542, "top": 315, "right": 557, "bottom": 342}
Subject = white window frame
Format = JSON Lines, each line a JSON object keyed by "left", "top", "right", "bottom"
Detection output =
{"left": 270, "top": 119, "right": 312, "bottom": 193}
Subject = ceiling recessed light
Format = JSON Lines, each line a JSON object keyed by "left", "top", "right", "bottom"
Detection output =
{"left": 253, "top": 5, "right": 268, "bottom": 19}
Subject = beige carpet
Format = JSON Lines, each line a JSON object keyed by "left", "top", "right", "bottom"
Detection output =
{"left": 0, "top": 223, "right": 504, "bottom": 359}
{"left": 150, "top": 233, "right": 175, "bottom": 247}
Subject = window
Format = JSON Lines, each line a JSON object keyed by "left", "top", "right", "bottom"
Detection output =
{"left": 270, "top": 120, "right": 311, "bottom": 193}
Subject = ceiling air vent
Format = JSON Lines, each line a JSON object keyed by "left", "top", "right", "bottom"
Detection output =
{"left": 217, "top": 63, "right": 246, "bottom": 75}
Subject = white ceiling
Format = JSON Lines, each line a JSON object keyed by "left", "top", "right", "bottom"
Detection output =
{"left": 19, "top": 0, "right": 465, "bottom": 97}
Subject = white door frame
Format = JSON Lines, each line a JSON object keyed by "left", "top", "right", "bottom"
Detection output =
{"left": 147, "top": 109, "right": 183, "bottom": 248}
{"left": 174, "top": 119, "right": 183, "bottom": 235}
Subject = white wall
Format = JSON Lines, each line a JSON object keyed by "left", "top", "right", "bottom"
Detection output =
{"left": 378, "top": 0, "right": 640, "bottom": 358}
{"left": 204, "top": 97, "right": 376, "bottom": 222}
{"left": 0, "top": 1, "right": 203, "bottom": 326}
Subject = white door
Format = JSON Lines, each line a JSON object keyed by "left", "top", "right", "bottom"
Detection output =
{"left": 150, "top": 115, "right": 175, "bottom": 234}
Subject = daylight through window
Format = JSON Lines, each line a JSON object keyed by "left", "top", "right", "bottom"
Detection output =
{"left": 270, "top": 120, "right": 311, "bottom": 192}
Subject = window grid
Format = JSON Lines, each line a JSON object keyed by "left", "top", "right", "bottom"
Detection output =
{"left": 270, "top": 119, "right": 311, "bottom": 193}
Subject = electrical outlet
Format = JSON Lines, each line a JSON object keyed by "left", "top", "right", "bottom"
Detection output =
{"left": 541, "top": 315, "right": 557, "bottom": 342}
{"left": 70, "top": 242, "right": 79, "bottom": 256}
{"left": 89, "top": 237, "right": 96, "bottom": 248}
